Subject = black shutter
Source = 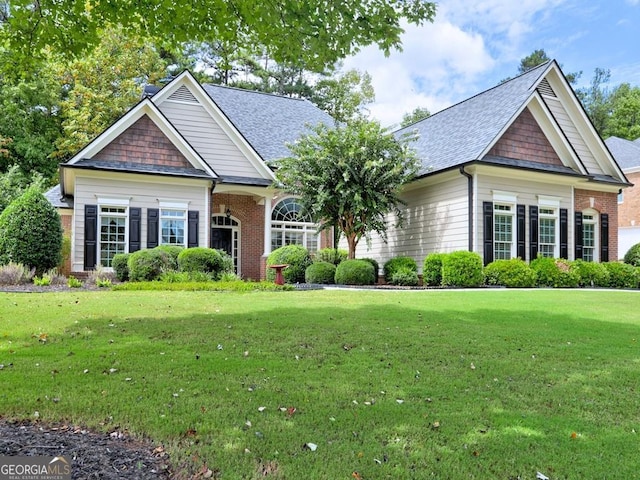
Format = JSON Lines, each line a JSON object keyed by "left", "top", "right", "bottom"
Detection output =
{"left": 559, "top": 208, "right": 568, "bottom": 259}
{"left": 574, "top": 212, "right": 583, "bottom": 261}
{"left": 600, "top": 213, "right": 609, "bottom": 262}
{"left": 129, "top": 207, "right": 141, "bottom": 253}
{"left": 147, "top": 208, "right": 159, "bottom": 248}
{"left": 517, "top": 204, "right": 526, "bottom": 260}
{"left": 529, "top": 206, "right": 539, "bottom": 260}
{"left": 188, "top": 210, "right": 199, "bottom": 248}
{"left": 483, "top": 201, "right": 493, "bottom": 265}
{"left": 84, "top": 204, "right": 98, "bottom": 270}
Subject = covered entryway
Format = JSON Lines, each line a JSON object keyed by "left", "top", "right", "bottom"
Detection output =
{"left": 211, "top": 215, "right": 240, "bottom": 274}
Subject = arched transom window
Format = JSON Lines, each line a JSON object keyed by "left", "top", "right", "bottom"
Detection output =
{"left": 271, "top": 198, "right": 318, "bottom": 252}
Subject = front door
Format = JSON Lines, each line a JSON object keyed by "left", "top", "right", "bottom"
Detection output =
{"left": 210, "top": 215, "right": 240, "bottom": 274}
{"left": 211, "top": 227, "right": 232, "bottom": 256}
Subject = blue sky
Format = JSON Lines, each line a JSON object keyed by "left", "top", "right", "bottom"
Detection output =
{"left": 343, "top": 0, "right": 640, "bottom": 127}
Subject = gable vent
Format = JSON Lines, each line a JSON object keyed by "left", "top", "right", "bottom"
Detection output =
{"left": 537, "top": 78, "right": 557, "bottom": 98}
{"left": 168, "top": 85, "right": 198, "bottom": 103}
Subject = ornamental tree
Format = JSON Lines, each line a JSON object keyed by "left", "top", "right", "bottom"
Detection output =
{"left": 275, "top": 119, "right": 420, "bottom": 259}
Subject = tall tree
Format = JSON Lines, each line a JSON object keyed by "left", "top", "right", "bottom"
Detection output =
{"left": 311, "top": 69, "right": 375, "bottom": 122}
{"left": 400, "top": 107, "right": 431, "bottom": 127}
{"left": 275, "top": 120, "right": 420, "bottom": 258}
{"left": 1, "top": 1, "right": 437, "bottom": 74}
{"left": 511, "top": 49, "right": 581, "bottom": 84}
{"left": 605, "top": 84, "right": 640, "bottom": 140}
{"left": 576, "top": 68, "right": 612, "bottom": 136}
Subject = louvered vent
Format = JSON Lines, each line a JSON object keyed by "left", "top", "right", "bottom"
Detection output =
{"left": 168, "top": 85, "right": 198, "bottom": 103}
{"left": 537, "top": 78, "right": 556, "bottom": 97}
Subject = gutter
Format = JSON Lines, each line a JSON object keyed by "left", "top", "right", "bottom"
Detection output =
{"left": 459, "top": 165, "right": 473, "bottom": 252}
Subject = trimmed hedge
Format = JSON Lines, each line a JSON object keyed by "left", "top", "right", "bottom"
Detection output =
{"left": 155, "top": 245, "right": 184, "bottom": 271}
{"left": 266, "top": 245, "right": 312, "bottom": 284}
{"left": 423, "top": 253, "right": 447, "bottom": 286}
{"left": 305, "top": 261, "right": 336, "bottom": 284}
{"left": 128, "top": 249, "right": 171, "bottom": 282}
{"left": 530, "top": 256, "right": 580, "bottom": 288}
{"left": 571, "top": 259, "right": 610, "bottom": 287}
{"left": 178, "top": 247, "right": 223, "bottom": 276}
{"left": 602, "top": 262, "right": 638, "bottom": 289}
{"left": 112, "top": 253, "right": 131, "bottom": 282}
{"left": 390, "top": 266, "right": 419, "bottom": 286}
{"left": 442, "top": 251, "right": 483, "bottom": 287}
{"left": 484, "top": 258, "right": 536, "bottom": 287}
{"left": 335, "top": 259, "right": 376, "bottom": 285}
{"left": 383, "top": 256, "right": 417, "bottom": 283}
{"left": 315, "top": 248, "right": 348, "bottom": 265}
{"left": 361, "top": 258, "right": 380, "bottom": 281}
{"left": 623, "top": 243, "right": 640, "bottom": 267}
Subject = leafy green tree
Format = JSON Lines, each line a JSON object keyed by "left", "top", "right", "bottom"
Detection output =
{"left": 605, "top": 84, "right": 640, "bottom": 140}
{"left": 0, "top": 164, "right": 46, "bottom": 214}
{"left": 400, "top": 106, "right": 431, "bottom": 127}
{"left": 508, "top": 49, "right": 580, "bottom": 85}
{"left": 0, "top": 186, "right": 62, "bottom": 273}
{"left": 311, "top": 69, "right": 375, "bottom": 122}
{"left": 576, "top": 68, "right": 612, "bottom": 136}
{"left": 1, "top": 1, "right": 437, "bottom": 74}
{"left": 275, "top": 119, "right": 420, "bottom": 258}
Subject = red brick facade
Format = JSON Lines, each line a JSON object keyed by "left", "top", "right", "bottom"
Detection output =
{"left": 93, "top": 116, "right": 191, "bottom": 168}
{"left": 488, "top": 108, "right": 563, "bottom": 167}
{"left": 618, "top": 171, "right": 640, "bottom": 228}
{"left": 574, "top": 188, "right": 619, "bottom": 260}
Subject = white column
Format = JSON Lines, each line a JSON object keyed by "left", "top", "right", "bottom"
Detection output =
{"left": 263, "top": 195, "right": 272, "bottom": 256}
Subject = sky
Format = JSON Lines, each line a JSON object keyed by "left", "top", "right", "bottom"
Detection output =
{"left": 342, "top": 0, "right": 640, "bottom": 128}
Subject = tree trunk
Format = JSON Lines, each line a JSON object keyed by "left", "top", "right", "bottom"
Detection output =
{"left": 346, "top": 234, "right": 358, "bottom": 259}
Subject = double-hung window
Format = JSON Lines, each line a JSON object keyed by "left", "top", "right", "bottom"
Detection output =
{"left": 582, "top": 213, "right": 597, "bottom": 262}
{"left": 538, "top": 207, "right": 558, "bottom": 258}
{"left": 98, "top": 201, "right": 129, "bottom": 268}
{"left": 494, "top": 204, "right": 515, "bottom": 260}
{"left": 160, "top": 208, "right": 187, "bottom": 246}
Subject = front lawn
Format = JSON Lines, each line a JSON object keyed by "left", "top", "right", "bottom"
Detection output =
{"left": 1, "top": 289, "right": 639, "bottom": 479}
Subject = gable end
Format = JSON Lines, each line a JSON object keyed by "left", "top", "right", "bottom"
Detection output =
{"left": 168, "top": 85, "right": 198, "bottom": 104}
{"left": 537, "top": 78, "right": 557, "bottom": 98}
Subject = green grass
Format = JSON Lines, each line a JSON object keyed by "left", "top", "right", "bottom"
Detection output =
{"left": 1, "top": 289, "right": 639, "bottom": 479}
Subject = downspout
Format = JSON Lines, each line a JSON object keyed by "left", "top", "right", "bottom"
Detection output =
{"left": 459, "top": 166, "right": 473, "bottom": 252}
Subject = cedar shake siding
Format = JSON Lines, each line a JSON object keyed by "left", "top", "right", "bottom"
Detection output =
{"left": 487, "top": 108, "right": 563, "bottom": 167}
{"left": 93, "top": 116, "right": 192, "bottom": 168}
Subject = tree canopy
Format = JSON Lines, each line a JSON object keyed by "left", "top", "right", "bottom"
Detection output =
{"left": 275, "top": 119, "right": 420, "bottom": 258}
{"left": 400, "top": 106, "right": 431, "bottom": 127}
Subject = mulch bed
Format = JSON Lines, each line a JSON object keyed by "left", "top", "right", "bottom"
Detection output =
{"left": 0, "top": 419, "right": 172, "bottom": 479}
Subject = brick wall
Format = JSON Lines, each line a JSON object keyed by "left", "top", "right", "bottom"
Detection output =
{"left": 488, "top": 108, "right": 563, "bottom": 166}
{"left": 618, "top": 171, "right": 640, "bottom": 228}
{"left": 59, "top": 210, "right": 73, "bottom": 276}
{"left": 93, "top": 116, "right": 191, "bottom": 168}
{"left": 574, "top": 189, "right": 619, "bottom": 260}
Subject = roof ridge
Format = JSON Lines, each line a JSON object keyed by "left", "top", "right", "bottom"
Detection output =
{"left": 202, "top": 83, "right": 308, "bottom": 103}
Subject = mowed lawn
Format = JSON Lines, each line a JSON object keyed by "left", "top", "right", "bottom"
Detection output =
{"left": 1, "top": 289, "right": 639, "bottom": 479}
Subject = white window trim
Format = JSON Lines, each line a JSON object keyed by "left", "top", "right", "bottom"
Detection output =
{"left": 98, "top": 204, "right": 129, "bottom": 269}
{"left": 96, "top": 196, "right": 130, "bottom": 207}
{"left": 493, "top": 202, "right": 516, "bottom": 260}
{"left": 160, "top": 207, "right": 188, "bottom": 247}
{"left": 158, "top": 200, "right": 189, "bottom": 210}
{"left": 537, "top": 195, "right": 561, "bottom": 208}
{"left": 582, "top": 209, "right": 599, "bottom": 262}
{"left": 538, "top": 207, "right": 559, "bottom": 258}
{"left": 492, "top": 190, "right": 518, "bottom": 204}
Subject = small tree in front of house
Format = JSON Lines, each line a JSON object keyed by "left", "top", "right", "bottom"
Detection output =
{"left": 0, "top": 186, "right": 63, "bottom": 274}
{"left": 275, "top": 119, "right": 420, "bottom": 259}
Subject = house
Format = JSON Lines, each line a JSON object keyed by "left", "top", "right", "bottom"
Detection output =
{"left": 46, "top": 71, "right": 334, "bottom": 280}
{"left": 604, "top": 136, "right": 640, "bottom": 258}
{"left": 348, "top": 60, "right": 629, "bottom": 267}
{"left": 48, "top": 60, "right": 629, "bottom": 280}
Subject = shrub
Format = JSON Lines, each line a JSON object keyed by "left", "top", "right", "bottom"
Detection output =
{"left": 0, "top": 187, "right": 63, "bottom": 274}
{"left": 266, "top": 245, "right": 312, "bottom": 284}
{"left": 128, "top": 248, "right": 171, "bottom": 282}
{"left": 160, "top": 270, "right": 213, "bottom": 283}
{"left": 442, "top": 251, "right": 483, "bottom": 287}
{"left": 530, "top": 256, "right": 579, "bottom": 287}
{"left": 88, "top": 264, "right": 116, "bottom": 285}
{"left": 0, "top": 262, "right": 35, "bottom": 285}
{"left": 33, "top": 268, "right": 66, "bottom": 287}
{"left": 390, "top": 266, "right": 419, "bottom": 286}
{"left": 361, "top": 258, "right": 380, "bottom": 281}
{"left": 623, "top": 243, "right": 640, "bottom": 267}
{"left": 178, "top": 247, "right": 223, "bottom": 275}
{"left": 602, "top": 262, "right": 638, "bottom": 289}
{"left": 571, "top": 260, "right": 610, "bottom": 287}
{"left": 67, "top": 276, "right": 83, "bottom": 288}
{"left": 484, "top": 258, "right": 536, "bottom": 287}
{"left": 334, "top": 259, "right": 375, "bottom": 285}
{"left": 305, "top": 261, "right": 336, "bottom": 284}
{"left": 33, "top": 275, "right": 51, "bottom": 286}
{"left": 383, "top": 256, "right": 417, "bottom": 283}
{"left": 112, "top": 253, "right": 130, "bottom": 282}
{"left": 57, "top": 235, "right": 72, "bottom": 276}
{"left": 423, "top": 253, "right": 447, "bottom": 286}
{"left": 154, "top": 245, "right": 183, "bottom": 270}
{"left": 316, "top": 248, "right": 348, "bottom": 265}
{"left": 96, "top": 278, "right": 112, "bottom": 288}
{"left": 217, "top": 250, "right": 236, "bottom": 280}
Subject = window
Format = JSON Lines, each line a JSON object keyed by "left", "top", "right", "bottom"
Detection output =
{"left": 99, "top": 206, "right": 127, "bottom": 267}
{"left": 582, "top": 212, "right": 598, "bottom": 262}
{"left": 618, "top": 191, "right": 624, "bottom": 204}
{"left": 271, "top": 198, "right": 318, "bottom": 252}
{"left": 161, "top": 209, "right": 186, "bottom": 246}
{"left": 494, "top": 204, "right": 514, "bottom": 260}
{"left": 538, "top": 207, "right": 557, "bottom": 258}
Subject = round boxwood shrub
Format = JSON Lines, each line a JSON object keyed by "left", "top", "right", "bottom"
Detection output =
{"left": 178, "top": 247, "right": 223, "bottom": 275}
{"left": 529, "top": 256, "right": 579, "bottom": 287}
{"left": 361, "top": 258, "right": 380, "bottom": 281}
{"left": 128, "top": 248, "right": 171, "bottom": 282}
{"left": 383, "top": 256, "right": 417, "bottom": 283}
{"left": 0, "top": 187, "right": 62, "bottom": 274}
{"left": 266, "top": 245, "right": 312, "bottom": 284}
{"left": 335, "top": 259, "right": 375, "bottom": 285}
{"left": 423, "top": 252, "right": 447, "bottom": 286}
{"left": 623, "top": 243, "right": 640, "bottom": 267}
{"left": 441, "top": 251, "right": 483, "bottom": 287}
{"left": 602, "top": 262, "right": 638, "bottom": 289}
{"left": 390, "top": 266, "right": 419, "bottom": 286}
{"left": 484, "top": 258, "right": 536, "bottom": 287}
{"left": 570, "top": 259, "right": 610, "bottom": 287}
{"left": 305, "top": 261, "right": 336, "bottom": 284}
{"left": 315, "top": 248, "right": 348, "bottom": 265}
{"left": 111, "top": 253, "right": 131, "bottom": 282}
{"left": 154, "top": 245, "right": 183, "bottom": 271}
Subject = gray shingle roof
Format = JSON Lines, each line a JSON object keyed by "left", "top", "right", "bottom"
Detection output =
{"left": 605, "top": 136, "right": 640, "bottom": 170}
{"left": 45, "top": 184, "right": 73, "bottom": 208}
{"left": 396, "top": 62, "right": 551, "bottom": 176}
{"left": 201, "top": 84, "right": 334, "bottom": 162}
{"left": 67, "top": 159, "right": 215, "bottom": 179}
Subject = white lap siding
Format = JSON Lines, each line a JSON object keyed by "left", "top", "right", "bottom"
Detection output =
{"left": 71, "top": 172, "right": 209, "bottom": 272}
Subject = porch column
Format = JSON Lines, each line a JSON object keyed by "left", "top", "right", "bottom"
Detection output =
{"left": 263, "top": 195, "right": 272, "bottom": 256}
